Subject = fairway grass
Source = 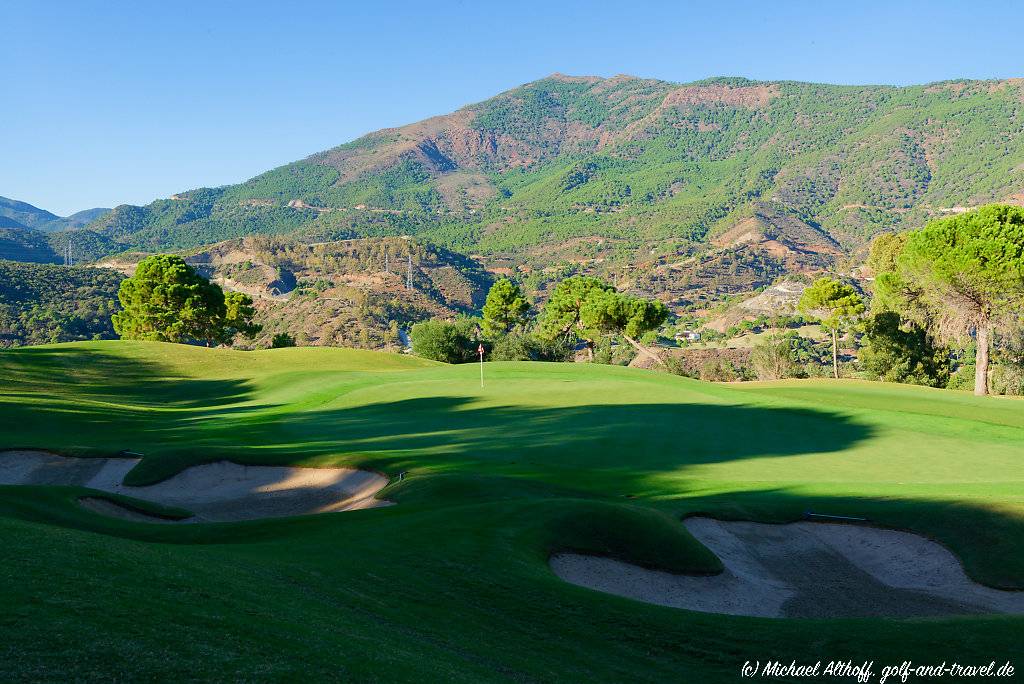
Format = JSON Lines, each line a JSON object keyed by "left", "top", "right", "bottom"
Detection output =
{"left": 1, "top": 341, "right": 1022, "bottom": 681}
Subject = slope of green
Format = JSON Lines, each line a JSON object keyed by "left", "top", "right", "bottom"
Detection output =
{"left": 0, "top": 342, "right": 1022, "bottom": 681}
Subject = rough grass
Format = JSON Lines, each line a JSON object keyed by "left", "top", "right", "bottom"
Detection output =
{"left": 1, "top": 341, "right": 1022, "bottom": 681}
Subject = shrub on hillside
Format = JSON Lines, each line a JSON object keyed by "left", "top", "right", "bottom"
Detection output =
{"left": 990, "top": 324, "right": 1024, "bottom": 395}
{"left": 990, "top": 365, "right": 1024, "bottom": 396}
{"left": 410, "top": 319, "right": 478, "bottom": 363}
{"left": 700, "top": 358, "right": 746, "bottom": 382}
{"left": 663, "top": 354, "right": 697, "bottom": 378}
{"left": 489, "top": 332, "right": 573, "bottom": 362}
{"left": 750, "top": 336, "right": 801, "bottom": 380}
{"left": 271, "top": 333, "right": 295, "bottom": 348}
{"left": 947, "top": 364, "right": 976, "bottom": 391}
{"left": 592, "top": 337, "right": 636, "bottom": 366}
{"left": 948, "top": 362, "right": 1023, "bottom": 395}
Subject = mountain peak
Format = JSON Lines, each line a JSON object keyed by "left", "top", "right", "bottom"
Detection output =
{"left": 542, "top": 72, "right": 605, "bottom": 84}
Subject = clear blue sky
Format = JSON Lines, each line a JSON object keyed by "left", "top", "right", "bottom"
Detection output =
{"left": 4, "top": 0, "right": 1024, "bottom": 215}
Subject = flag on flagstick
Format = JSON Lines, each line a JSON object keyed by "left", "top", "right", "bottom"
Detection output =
{"left": 477, "top": 344, "right": 485, "bottom": 387}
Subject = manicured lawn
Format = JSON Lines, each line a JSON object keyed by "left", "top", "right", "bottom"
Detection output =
{"left": 1, "top": 341, "right": 1022, "bottom": 681}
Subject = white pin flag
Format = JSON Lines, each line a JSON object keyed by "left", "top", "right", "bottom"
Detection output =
{"left": 478, "top": 343, "right": 485, "bottom": 388}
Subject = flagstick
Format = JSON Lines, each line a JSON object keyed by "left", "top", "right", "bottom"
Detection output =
{"left": 478, "top": 343, "right": 484, "bottom": 388}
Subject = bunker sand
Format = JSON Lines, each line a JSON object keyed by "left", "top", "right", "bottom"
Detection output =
{"left": 0, "top": 450, "right": 389, "bottom": 523}
{"left": 551, "top": 516, "right": 1024, "bottom": 618}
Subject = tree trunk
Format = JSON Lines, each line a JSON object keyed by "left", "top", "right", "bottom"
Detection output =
{"left": 975, "top": 324, "right": 990, "bottom": 396}
{"left": 624, "top": 335, "right": 667, "bottom": 368}
{"left": 832, "top": 330, "right": 839, "bottom": 380}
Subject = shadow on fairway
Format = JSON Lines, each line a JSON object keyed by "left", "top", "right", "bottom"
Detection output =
{"left": 226, "top": 395, "right": 873, "bottom": 488}
{"left": 1, "top": 347, "right": 871, "bottom": 510}
{"left": 0, "top": 347, "right": 267, "bottom": 460}
{"left": 0, "top": 346, "right": 253, "bottom": 408}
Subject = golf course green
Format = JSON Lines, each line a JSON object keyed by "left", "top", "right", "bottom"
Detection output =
{"left": 2, "top": 341, "right": 1022, "bottom": 681}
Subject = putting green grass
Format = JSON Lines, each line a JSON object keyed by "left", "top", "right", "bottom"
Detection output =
{"left": 1, "top": 341, "right": 1022, "bottom": 681}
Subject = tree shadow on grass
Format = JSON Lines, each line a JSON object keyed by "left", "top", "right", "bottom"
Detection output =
{"left": 0, "top": 346, "right": 253, "bottom": 408}
{"left": 2, "top": 346, "right": 870, "bottom": 487}
{"left": 0, "top": 346, "right": 270, "bottom": 458}
{"left": 1, "top": 347, "right": 869, "bottom": 515}
{"left": 187, "top": 395, "right": 874, "bottom": 495}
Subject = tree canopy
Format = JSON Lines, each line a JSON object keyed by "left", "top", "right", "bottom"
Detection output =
{"left": 536, "top": 275, "right": 667, "bottom": 362}
{"left": 0, "top": 261, "right": 122, "bottom": 347}
{"left": 221, "top": 291, "right": 261, "bottom": 345}
{"left": 112, "top": 255, "right": 259, "bottom": 346}
{"left": 481, "top": 278, "right": 530, "bottom": 336}
{"left": 535, "top": 276, "right": 614, "bottom": 357}
{"left": 883, "top": 205, "right": 1024, "bottom": 394}
{"left": 860, "top": 311, "right": 949, "bottom": 387}
{"left": 798, "top": 277, "right": 864, "bottom": 378}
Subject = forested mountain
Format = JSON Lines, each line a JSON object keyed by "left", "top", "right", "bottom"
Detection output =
{"left": 1, "top": 232, "right": 492, "bottom": 349}
{"left": 7, "top": 73, "right": 1024, "bottom": 328}
{"left": 0, "top": 197, "right": 62, "bottom": 230}
{"left": 0, "top": 228, "right": 59, "bottom": 263}
{"left": 0, "top": 225, "right": 119, "bottom": 265}
{"left": 0, "top": 196, "right": 110, "bottom": 232}
{"left": 0, "top": 261, "right": 122, "bottom": 346}
{"left": 80, "top": 75, "right": 1024, "bottom": 271}
{"left": 59, "top": 207, "right": 112, "bottom": 230}
{"left": 0, "top": 197, "right": 114, "bottom": 266}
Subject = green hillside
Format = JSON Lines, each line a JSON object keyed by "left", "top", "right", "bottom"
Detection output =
{"left": 0, "top": 228, "right": 59, "bottom": 263}
{"left": 0, "top": 196, "right": 62, "bottom": 231}
{"left": 0, "top": 196, "right": 110, "bottom": 233}
{"left": 0, "top": 226, "right": 121, "bottom": 266}
{"left": 1, "top": 342, "right": 1022, "bottom": 680}
{"left": 0, "top": 196, "right": 118, "bottom": 266}
{"left": 82, "top": 75, "right": 1024, "bottom": 271}
{"left": 0, "top": 261, "right": 122, "bottom": 346}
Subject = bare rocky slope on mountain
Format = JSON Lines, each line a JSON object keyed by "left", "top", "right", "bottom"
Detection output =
{"left": 97, "top": 236, "right": 492, "bottom": 349}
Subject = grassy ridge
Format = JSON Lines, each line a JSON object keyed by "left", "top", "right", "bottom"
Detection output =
{"left": 1, "top": 341, "right": 1022, "bottom": 681}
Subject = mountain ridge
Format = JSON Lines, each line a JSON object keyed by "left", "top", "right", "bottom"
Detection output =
{"left": 19, "top": 73, "right": 1024, "bottom": 307}
{"left": 0, "top": 196, "right": 111, "bottom": 233}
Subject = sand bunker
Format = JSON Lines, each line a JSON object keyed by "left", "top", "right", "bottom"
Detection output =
{"left": 0, "top": 450, "right": 389, "bottom": 523}
{"left": 551, "top": 516, "right": 1024, "bottom": 618}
